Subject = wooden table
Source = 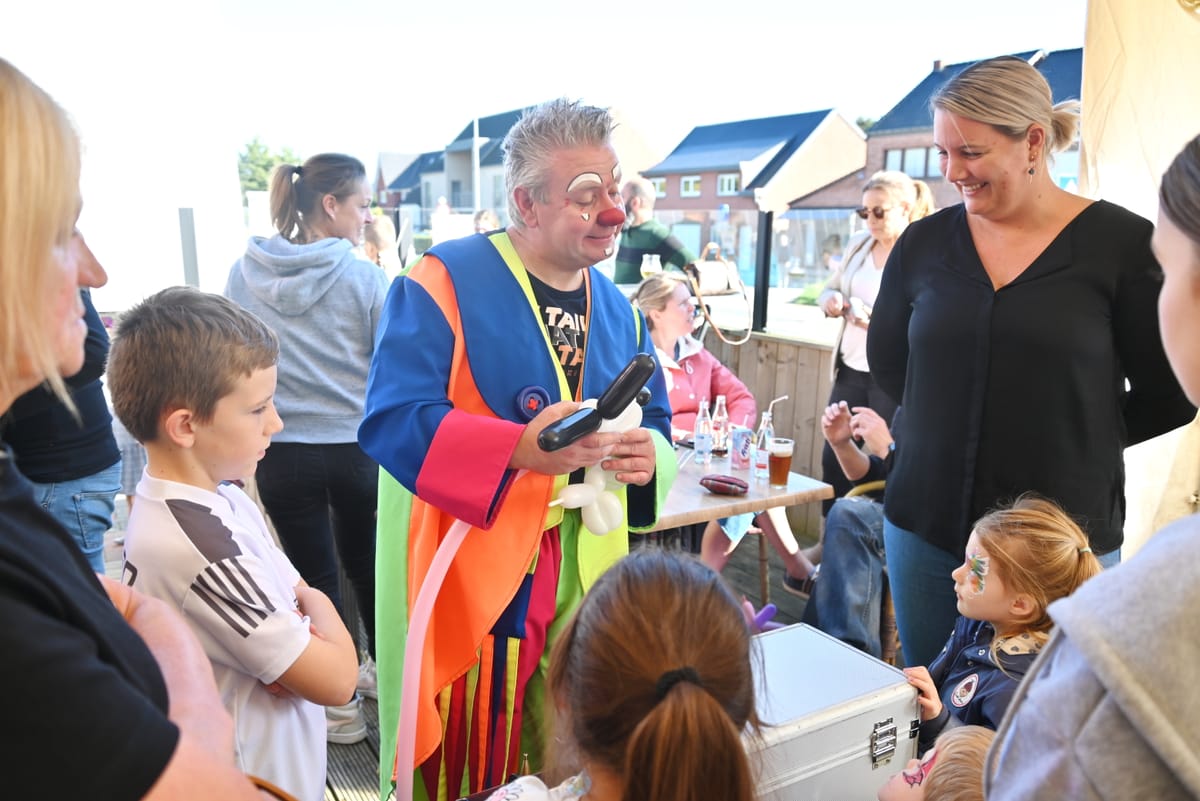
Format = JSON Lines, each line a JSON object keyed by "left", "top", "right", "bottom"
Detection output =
{"left": 647, "top": 452, "right": 833, "bottom": 602}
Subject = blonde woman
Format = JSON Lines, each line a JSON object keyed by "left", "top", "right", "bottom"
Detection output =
{"left": 868, "top": 56, "right": 1194, "bottom": 666}
{"left": 0, "top": 57, "right": 264, "bottom": 800}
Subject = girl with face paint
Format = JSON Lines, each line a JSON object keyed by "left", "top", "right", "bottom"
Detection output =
{"left": 901, "top": 495, "right": 1101, "bottom": 754}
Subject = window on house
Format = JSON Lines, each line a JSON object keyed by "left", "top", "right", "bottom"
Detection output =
{"left": 649, "top": 177, "right": 666, "bottom": 197}
{"left": 492, "top": 175, "right": 504, "bottom": 212}
{"left": 680, "top": 175, "right": 701, "bottom": 197}
{"left": 903, "top": 147, "right": 928, "bottom": 178}
{"left": 717, "top": 173, "right": 741, "bottom": 196}
{"left": 423, "top": 181, "right": 431, "bottom": 208}
{"left": 883, "top": 147, "right": 941, "bottom": 180}
{"left": 927, "top": 146, "right": 942, "bottom": 179}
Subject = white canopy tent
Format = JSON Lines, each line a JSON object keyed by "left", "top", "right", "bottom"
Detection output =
{"left": 1082, "top": 0, "right": 1200, "bottom": 553}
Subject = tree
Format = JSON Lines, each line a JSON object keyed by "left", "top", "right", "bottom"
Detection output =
{"left": 855, "top": 117, "right": 877, "bottom": 133}
{"left": 238, "top": 137, "right": 300, "bottom": 199}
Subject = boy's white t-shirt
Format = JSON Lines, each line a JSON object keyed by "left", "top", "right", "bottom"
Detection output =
{"left": 123, "top": 472, "right": 325, "bottom": 801}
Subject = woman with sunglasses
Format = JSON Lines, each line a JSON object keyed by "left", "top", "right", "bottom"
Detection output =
{"left": 867, "top": 56, "right": 1194, "bottom": 668}
{"left": 815, "top": 172, "right": 933, "bottom": 538}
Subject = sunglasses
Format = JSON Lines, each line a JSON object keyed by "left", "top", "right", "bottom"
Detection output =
{"left": 855, "top": 205, "right": 894, "bottom": 220}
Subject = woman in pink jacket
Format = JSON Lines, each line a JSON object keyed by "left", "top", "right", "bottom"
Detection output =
{"left": 633, "top": 274, "right": 816, "bottom": 596}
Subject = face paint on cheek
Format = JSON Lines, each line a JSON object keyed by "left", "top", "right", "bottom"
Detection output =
{"left": 967, "top": 553, "right": 989, "bottom": 596}
{"left": 581, "top": 212, "right": 590, "bottom": 222}
{"left": 902, "top": 748, "right": 938, "bottom": 787}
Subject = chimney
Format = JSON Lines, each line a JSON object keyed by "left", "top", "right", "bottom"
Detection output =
{"left": 933, "top": 59, "right": 943, "bottom": 72}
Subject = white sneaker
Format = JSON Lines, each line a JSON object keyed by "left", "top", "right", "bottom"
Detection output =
{"left": 326, "top": 695, "right": 367, "bottom": 744}
{"left": 357, "top": 656, "right": 377, "bottom": 701}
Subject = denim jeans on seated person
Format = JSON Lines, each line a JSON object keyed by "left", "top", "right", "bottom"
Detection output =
{"left": 29, "top": 459, "right": 122, "bottom": 573}
{"left": 811, "top": 496, "right": 887, "bottom": 659}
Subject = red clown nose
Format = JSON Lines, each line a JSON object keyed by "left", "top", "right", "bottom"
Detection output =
{"left": 595, "top": 207, "right": 626, "bottom": 227}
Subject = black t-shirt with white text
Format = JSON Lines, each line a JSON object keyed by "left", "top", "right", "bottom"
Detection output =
{"left": 526, "top": 272, "right": 588, "bottom": 399}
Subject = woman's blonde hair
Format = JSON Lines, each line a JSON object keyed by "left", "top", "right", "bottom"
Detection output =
{"left": 0, "top": 59, "right": 81, "bottom": 406}
{"left": 631, "top": 272, "right": 688, "bottom": 331}
{"left": 972, "top": 494, "right": 1101, "bottom": 660}
{"left": 924, "top": 725, "right": 995, "bottom": 801}
{"left": 931, "top": 56, "right": 1080, "bottom": 162}
{"left": 545, "top": 550, "right": 760, "bottom": 801}
{"left": 862, "top": 171, "right": 936, "bottom": 223}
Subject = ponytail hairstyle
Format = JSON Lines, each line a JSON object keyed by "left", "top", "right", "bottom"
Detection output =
{"left": 269, "top": 153, "right": 366, "bottom": 243}
{"left": 545, "top": 550, "right": 760, "bottom": 801}
{"left": 931, "top": 56, "right": 1080, "bottom": 167}
{"left": 1160, "top": 133, "right": 1200, "bottom": 251}
{"left": 909, "top": 179, "right": 936, "bottom": 222}
{"left": 971, "top": 494, "right": 1101, "bottom": 662}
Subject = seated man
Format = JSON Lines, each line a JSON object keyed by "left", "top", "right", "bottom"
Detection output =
{"left": 804, "top": 402, "right": 899, "bottom": 660}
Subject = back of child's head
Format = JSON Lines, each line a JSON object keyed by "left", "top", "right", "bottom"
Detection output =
{"left": 108, "top": 286, "right": 278, "bottom": 444}
{"left": 545, "top": 549, "right": 758, "bottom": 801}
{"left": 924, "top": 725, "right": 995, "bottom": 801}
{"left": 973, "top": 494, "right": 1102, "bottom": 642}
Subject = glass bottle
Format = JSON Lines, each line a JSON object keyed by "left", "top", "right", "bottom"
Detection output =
{"left": 711, "top": 395, "right": 729, "bottom": 454}
{"left": 754, "top": 411, "right": 774, "bottom": 480}
{"left": 694, "top": 397, "right": 713, "bottom": 466}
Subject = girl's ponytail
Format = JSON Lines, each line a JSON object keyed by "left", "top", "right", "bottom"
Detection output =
{"left": 623, "top": 679, "right": 756, "bottom": 801}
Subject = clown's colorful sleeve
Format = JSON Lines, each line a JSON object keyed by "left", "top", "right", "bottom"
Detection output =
{"left": 359, "top": 257, "right": 524, "bottom": 530}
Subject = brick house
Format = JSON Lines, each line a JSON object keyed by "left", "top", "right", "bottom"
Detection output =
{"left": 640, "top": 110, "right": 866, "bottom": 286}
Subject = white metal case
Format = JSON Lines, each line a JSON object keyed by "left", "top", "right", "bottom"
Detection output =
{"left": 747, "top": 624, "right": 919, "bottom": 800}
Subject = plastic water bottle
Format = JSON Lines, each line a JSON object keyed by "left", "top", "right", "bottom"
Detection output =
{"left": 754, "top": 411, "right": 774, "bottom": 480}
{"left": 694, "top": 398, "right": 714, "bottom": 466}
{"left": 711, "top": 395, "right": 729, "bottom": 454}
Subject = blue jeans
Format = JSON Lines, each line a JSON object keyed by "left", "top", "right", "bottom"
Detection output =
{"left": 812, "top": 496, "right": 887, "bottom": 658}
{"left": 255, "top": 442, "right": 378, "bottom": 659}
{"left": 29, "top": 460, "right": 121, "bottom": 573}
{"left": 883, "top": 517, "right": 962, "bottom": 668}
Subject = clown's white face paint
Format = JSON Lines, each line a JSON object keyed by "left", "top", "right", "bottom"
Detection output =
{"left": 581, "top": 212, "right": 590, "bottom": 222}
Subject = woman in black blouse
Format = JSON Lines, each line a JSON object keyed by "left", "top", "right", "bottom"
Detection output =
{"left": 867, "top": 56, "right": 1195, "bottom": 667}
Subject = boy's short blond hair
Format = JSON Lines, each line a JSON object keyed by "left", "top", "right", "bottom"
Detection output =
{"left": 108, "top": 286, "right": 279, "bottom": 443}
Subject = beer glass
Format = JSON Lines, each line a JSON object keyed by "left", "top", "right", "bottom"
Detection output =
{"left": 768, "top": 437, "right": 793, "bottom": 487}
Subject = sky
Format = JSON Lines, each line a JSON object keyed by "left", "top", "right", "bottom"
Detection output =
{"left": 4, "top": 0, "right": 1090, "bottom": 168}
{"left": 1, "top": 0, "right": 1090, "bottom": 307}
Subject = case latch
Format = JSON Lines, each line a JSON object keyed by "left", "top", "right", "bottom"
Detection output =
{"left": 870, "top": 717, "right": 898, "bottom": 768}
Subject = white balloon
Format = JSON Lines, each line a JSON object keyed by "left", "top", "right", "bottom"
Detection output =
{"left": 556, "top": 483, "right": 599, "bottom": 509}
{"left": 597, "top": 400, "right": 642, "bottom": 433}
{"left": 581, "top": 491, "right": 625, "bottom": 535}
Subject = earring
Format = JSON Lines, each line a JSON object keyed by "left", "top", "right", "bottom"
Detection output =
{"left": 1028, "top": 166, "right": 1035, "bottom": 176}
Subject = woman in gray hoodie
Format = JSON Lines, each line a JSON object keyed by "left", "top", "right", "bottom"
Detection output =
{"left": 226, "top": 153, "right": 389, "bottom": 741}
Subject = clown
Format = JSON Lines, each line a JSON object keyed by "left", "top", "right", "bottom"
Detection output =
{"left": 359, "top": 99, "right": 676, "bottom": 801}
